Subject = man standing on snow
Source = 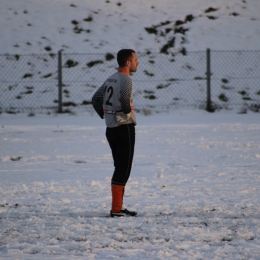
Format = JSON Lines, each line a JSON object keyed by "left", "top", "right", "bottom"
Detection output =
{"left": 92, "top": 49, "right": 139, "bottom": 217}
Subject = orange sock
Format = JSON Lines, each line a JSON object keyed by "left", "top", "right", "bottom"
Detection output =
{"left": 122, "top": 187, "right": 125, "bottom": 207}
{"left": 111, "top": 184, "right": 124, "bottom": 213}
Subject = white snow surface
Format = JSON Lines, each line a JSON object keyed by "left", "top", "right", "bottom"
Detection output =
{"left": 1, "top": 109, "right": 260, "bottom": 259}
{"left": 1, "top": 0, "right": 260, "bottom": 55}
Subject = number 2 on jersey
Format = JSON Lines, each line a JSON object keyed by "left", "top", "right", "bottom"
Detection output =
{"left": 105, "top": 86, "right": 113, "bottom": 106}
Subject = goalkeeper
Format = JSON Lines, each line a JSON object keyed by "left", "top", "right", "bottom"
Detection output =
{"left": 92, "top": 49, "right": 139, "bottom": 217}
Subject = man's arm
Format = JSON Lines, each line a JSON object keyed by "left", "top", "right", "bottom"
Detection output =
{"left": 116, "top": 77, "right": 132, "bottom": 123}
{"left": 120, "top": 77, "right": 132, "bottom": 114}
{"left": 92, "top": 85, "right": 105, "bottom": 119}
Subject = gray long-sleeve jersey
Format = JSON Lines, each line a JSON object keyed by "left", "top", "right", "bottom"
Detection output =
{"left": 92, "top": 71, "right": 136, "bottom": 128}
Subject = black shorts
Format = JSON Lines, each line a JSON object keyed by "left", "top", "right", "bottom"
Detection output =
{"left": 106, "top": 123, "right": 135, "bottom": 185}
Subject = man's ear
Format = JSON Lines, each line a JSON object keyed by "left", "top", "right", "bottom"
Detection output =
{"left": 126, "top": 60, "right": 131, "bottom": 67}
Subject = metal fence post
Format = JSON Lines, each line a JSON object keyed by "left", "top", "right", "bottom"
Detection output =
{"left": 58, "top": 50, "right": 63, "bottom": 113}
{"left": 206, "top": 48, "right": 213, "bottom": 112}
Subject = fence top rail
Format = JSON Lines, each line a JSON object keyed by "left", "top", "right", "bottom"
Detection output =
{"left": 210, "top": 49, "right": 260, "bottom": 53}
{"left": 1, "top": 49, "right": 260, "bottom": 57}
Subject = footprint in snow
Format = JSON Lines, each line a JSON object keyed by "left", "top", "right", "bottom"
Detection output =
{"left": 74, "top": 160, "right": 87, "bottom": 163}
{"left": 10, "top": 156, "right": 23, "bottom": 161}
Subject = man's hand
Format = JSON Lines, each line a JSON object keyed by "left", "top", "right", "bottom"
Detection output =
{"left": 116, "top": 112, "right": 130, "bottom": 123}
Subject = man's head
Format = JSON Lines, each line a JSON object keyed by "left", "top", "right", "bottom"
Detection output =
{"left": 117, "top": 49, "right": 139, "bottom": 73}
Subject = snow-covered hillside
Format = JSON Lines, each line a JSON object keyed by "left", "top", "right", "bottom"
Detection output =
{"left": 1, "top": 0, "right": 260, "bottom": 55}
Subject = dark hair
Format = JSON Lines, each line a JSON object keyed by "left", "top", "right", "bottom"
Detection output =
{"left": 117, "top": 49, "right": 135, "bottom": 68}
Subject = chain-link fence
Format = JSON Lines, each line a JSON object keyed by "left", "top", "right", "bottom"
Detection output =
{"left": 1, "top": 50, "right": 260, "bottom": 113}
{"left": 0, "top": 53, "right": 58, "bottom": 112}
{"left": 210, "top": 51, "right": 260, "bottom": 112}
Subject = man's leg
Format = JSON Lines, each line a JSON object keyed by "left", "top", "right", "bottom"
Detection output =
{"left": 123, "top": 124, "right": 135, "bottom": 185}
{"left": 111, "top": 183, "right": 124, "bottom": 213}
{"left": 106, "top": 124, "right": 135, "bottom": 186}
{"left": 106, "top": 124, "right": 136, "bottom": 216}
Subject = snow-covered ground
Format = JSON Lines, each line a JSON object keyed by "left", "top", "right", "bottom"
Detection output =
{"left": 1, "top": 110, "right": 260, "bottom": 259}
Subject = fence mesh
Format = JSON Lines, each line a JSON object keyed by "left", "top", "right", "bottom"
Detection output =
{"left": 0, "top": 50, "right": 260, "bottom": 112}
{"left": 210, "top": 51, "right": 260, "bottom": 110}
{"left": 0, "top": 53, "right": 58, "bottom": 111}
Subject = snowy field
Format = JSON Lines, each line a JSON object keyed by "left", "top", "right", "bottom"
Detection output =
{"left": 1, "top": 109, "right": 260, "bottom": 259}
